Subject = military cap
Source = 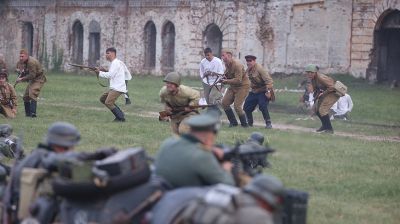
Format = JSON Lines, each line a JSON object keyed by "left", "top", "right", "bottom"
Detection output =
{"left": 245, "top": 55, "right": 257, "bottom": 61}
{"left": 221, "top": 48, "right": 234, "bottom": 55}
{"left": 185, "top": 112, "right": 221, "bottom": 133}
{"left": 305, "top": 64, "right": 319, "bottom": 73}
{"left": 20, "top": 49, "right": 29, "bottom": 55}
{"left": 244, "top": 174, "right": 284, "bottom": 209}
{"left": 0, "top": 69, "right": 8, "bottom": 77}
{"left": 45, "top": 122, "right": 81, "bottom": 148}
{"left": 0, "top": 124, "right": 12, "bottom": 137}
{"left": 163, "top": 72, "right": 181, "bottom": 86}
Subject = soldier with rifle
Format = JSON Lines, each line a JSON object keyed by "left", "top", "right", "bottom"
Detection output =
{"left": 159, "top": 72, "right": 201, "bottom": 134}
{"left": 0, "top": 69, "right": 17, "bottom": 119}
{"left": 15, "top": 49, "right": 46, "bottom": 118}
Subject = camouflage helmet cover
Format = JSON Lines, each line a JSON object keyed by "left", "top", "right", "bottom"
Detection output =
{"left": 45, "top": 122, "right": 81, "bottom": 148}
{"left": 244, "top": 174, "right": 284, "bottom": 209}
{"left": 163, "top": 72, "right": 181, "bottom": 86}
{"left": 0, "top": 124, "right": 13, "bottom": 137}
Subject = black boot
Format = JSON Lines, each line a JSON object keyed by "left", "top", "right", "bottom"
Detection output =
{"left": 260, "top": 107, "right": 272, "bottom": 129}
{"left": 224, "top": 108, "right": 238, "bottom": 127}
{"left": 30, "top": 101, "right": 37, "bottom": 118}
{"left": 238, "top": 114, "right": 248, "bottom": 128}
{"left": 245, "top": 112, "right": 253, "bottom": 127}
{"left": 111, "top": 106, "right": 125, "bottom": 122}
{"left": 125, "top": 98, "right": 132, "bottom": 105}
{"left": 321, "top": 115, "right": 334, "bottom": 133}
{"left": 24, "top": 101, "right": 31, "bottom": 117}
{"left": 315, "top": 112, "right": 325, "bottom": 132}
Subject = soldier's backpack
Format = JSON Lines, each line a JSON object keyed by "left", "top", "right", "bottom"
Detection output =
{"left": 334, "top": 81, "right": 347, "bottom": 97}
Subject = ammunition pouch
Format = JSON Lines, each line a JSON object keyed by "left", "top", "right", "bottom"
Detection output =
{"left": 334, "top": 81, "right": 347, "bottom": 97}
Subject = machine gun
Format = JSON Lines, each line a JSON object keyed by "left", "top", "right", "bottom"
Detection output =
{"left": 68, "top": 63, "right": 108, "bottom": 87}
{"left": 158, "top": 104, "right": 216, "bottom": 121}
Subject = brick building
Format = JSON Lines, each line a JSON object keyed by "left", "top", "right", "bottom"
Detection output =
{"left": 0, "top": 0, "right": 399, "bottom": 83}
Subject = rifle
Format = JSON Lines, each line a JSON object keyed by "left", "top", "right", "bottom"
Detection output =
{"left": 13, "top": 70, "right": 29, "bottom": 88}
{"left": 158, "top": 104, "right": 216, "bottom": 120}
{"left": 203, "top": 71, "right": 225, "bottom": 91}
{"left": 68, "top": 63, "right": 108, "bottom": 87}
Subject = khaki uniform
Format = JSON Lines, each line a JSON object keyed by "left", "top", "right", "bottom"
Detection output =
{"left": 159, "top": 85, "right": 200, "bottom": 134}
{"left": 312, "top": 73, "right": 339, "bottom": 116}
{"left": 0, "top": 83, "right": 17, "bottom": 118}
{"left": 247, "top": 63, "right": 273, "bottom": 93}
{"left": 16, "top": 56, "right": 46, "bottom": 101}
{"left": 221, "top": 59, "right": 250, "bottom": 115}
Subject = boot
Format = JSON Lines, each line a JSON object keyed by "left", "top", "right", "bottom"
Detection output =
{"left": 24, "top": 101, "right": 31, "bottom": 117}
{"left": 125, "top": 98, "right": 132, "bottom": 105}
{"left": 321, "top": 115, "right": 334, "bottom": 133}
{"left": 265, "top": 120, "right": 273, "bottom": 129}
{"left": 111, "top": 106, "right": 125, "bottom": 122}
{"left": 245, "top": 112, "right": 253, "bottom": 127}
{"left": 238, "top": 114, "right": 248, "bottom": 128}
{"left": 315, "top": 112, "right": 325, "bottom": 132}
{"left": 30, "top": 101, "right": 37, "bottom": 118}
{"left": 260, "top": 107, "right": 272, "bottom": 129}
{"left": 224, "top": 108, "right": 238, "bottom": 127}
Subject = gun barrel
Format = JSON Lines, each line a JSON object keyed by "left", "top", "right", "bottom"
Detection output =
{"left": 68, "top": 63, "right": 96, "bottom": 70}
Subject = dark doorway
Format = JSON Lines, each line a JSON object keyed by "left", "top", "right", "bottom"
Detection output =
{"left": 72, "top": 21, "right": 84, "bottom": 64}
{"left": 21, "top": 22, "right": 34, "bottom": 56}
{"left": 144, "top": 21, "right": 156, "bottom": 69}
{"left": 88, "top": 20, "right": 101, "bottom": 66}
{"left": 161, "top": 21, "right": 175, "bottom": 73}
{"left": 376, "top": 10, "right": 400, "bottom": 82}
{"left": 203, "top": 23, "right": 223, "bottom": 58}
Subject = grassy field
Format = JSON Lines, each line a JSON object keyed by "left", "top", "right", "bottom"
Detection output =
{"left": 4, "top": 72, "right": 400, "bottom": 224}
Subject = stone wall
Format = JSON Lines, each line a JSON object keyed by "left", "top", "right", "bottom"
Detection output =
{"left": 0, "top": 0, "right": 397, "bottom": 79}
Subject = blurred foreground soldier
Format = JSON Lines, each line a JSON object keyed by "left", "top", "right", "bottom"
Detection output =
{"left": 220, "top": 49, "right": 250, "bottom": 127}
{"left": 15, "top": 49, "right": 47, "bottom": 118}
{"left": 199, "top": 48, "right": 225, "bottom": 104}
{"left": 6, "top": 121, "right": 81, "bottom": 222}
{"left": 0, "top": 124, "right": 19, "bottom": 158}
{"left": 155, "top": 111, "right": 234, "bottom": 188}
{"left": 305, "top": 64, "right": 339, "bottom": 133}
{"left": 151, "top": 174, "right": 284, "bottom": 224}
{"left": 0, "top": 69, "right": 17, "bottom": 118}
{"left": 244, "top": 55, "right": 274, "bottom": 128}
{"left": 159, "top": 72, "right": 200, "bottom": 134}
{"left": 248, "top": 131, "right": 265, "bottom": 145}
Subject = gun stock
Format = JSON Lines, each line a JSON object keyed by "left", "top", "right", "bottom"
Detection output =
{"left": 158, "top": 104, "right": 217, "bottom": 120}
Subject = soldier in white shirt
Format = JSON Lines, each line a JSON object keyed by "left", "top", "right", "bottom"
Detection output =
{"left": 123, "top": 66, "right": 132, "bottom": 105}
{"left": 199, "top": 48, "right": 225, "bottom": 105}
{"left": 331, "top": 93, "right": 353, "bottom": 120}
{"left": 95, "top": 47, "right": 127, "bottom": 122}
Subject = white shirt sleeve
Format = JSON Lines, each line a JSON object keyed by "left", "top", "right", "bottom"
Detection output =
{"left": 347, "top": 94, "right": 353, "bottom": 112}
{"left": 99, "top": 59, "right": 127, "bottom": 93}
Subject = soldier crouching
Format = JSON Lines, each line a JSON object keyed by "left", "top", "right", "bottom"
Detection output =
{"left": 0, "top": 69, "right": 17, "bottom": 119}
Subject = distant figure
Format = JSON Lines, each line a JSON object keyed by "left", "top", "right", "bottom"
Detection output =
{"left": 199, "top": 48, "right": 225, "bottom": 105}
{"left": 123, "top": 65, "right": 133, "bottom": 105}
{"left": 0, "top": 70, "right": 17, "bottom": 119}
{"left": 330, "top": 93, "right": 353, "bottom": 120}
{"left": 0, "top": 53, "right": 7, "bottom": 70}
{"left": 298, "top": 83, "right": 314, "bottom": 115}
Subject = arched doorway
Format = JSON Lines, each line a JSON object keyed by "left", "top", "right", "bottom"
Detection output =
{"left": 203, "top": 24, "right": 223, "bottom": 58}
{"left": 21, "top": 22, "right": 34, "bottom": 56}
{"left": 144, "top": 21, "right": 156, "bottom": 69}
{"left": 375, "top": 10, "right": 400, "bottom": 82}
{"left": 72, "top": 20, "right": 84, "bottom": 64}
{"left": 88, "top": 20, "right": 101, "bottom": 66}
{"left": 161, "top": 21, "right": 175, "bottom": 73}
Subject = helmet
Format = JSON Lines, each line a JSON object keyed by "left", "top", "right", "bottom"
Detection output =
{"left": 244, "top": 174, "right": 284, "bottom": 209}
{"left": 305, "top": 64, "right": 318, "bottom": 73}
{"left": 248, "top": 132, "right": 264, "bottom": 145}
{"left": 163, "top": 72, "right": 181, "bottom": 86}
{"left": 45, "top": 122, "right": 81, "bottom": 148}
{"left": 0, "top": 124, "right": 12, "bottom": 137}
{"left": 0, "top": 69, "right": 8, "bottom": 78}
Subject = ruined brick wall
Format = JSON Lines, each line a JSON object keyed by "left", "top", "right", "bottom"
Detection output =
{"left": 0, "top": 0, "right": 396, "bottom": 79}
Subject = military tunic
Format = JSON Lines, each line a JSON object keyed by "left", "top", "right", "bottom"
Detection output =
{"left": 16, "top": 56, "right": 46, "bottom": 101}
{"left": 221, "top": 59, "right": 250, "bottom": 115}
{"left": 244, "top": 63, "right": 274, "bottom": 126}
{"left": 159, "top": 85, "right": 200, "bottom": 134}
{"left": 311, "top": 73, "right": 340, "bottom": 116}
{"left": 155, "top": 134, "right": 235, "bottom": 188}
{"left": 0, "top": 82, "right": 17, "bottom": 118}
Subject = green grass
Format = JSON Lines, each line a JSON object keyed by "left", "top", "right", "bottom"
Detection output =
{"left": 5, "top": 72, "right": 400, "bottom": 224}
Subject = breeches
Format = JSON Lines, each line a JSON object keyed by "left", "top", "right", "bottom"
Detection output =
{"left": 170, "top": 111, "right": 197, "bottom": 134}
{"left": 221, "top": 86, "right": 249, "bottom": 116}
{"left": 316, "top": 92, "right": 340, "bottom": 116}
{"left": 100, "top": 90, "right": 123, "bottom": 110}
{"left": 243, "top": 91, "right": 269, "bottom": 113}
{"left": 0, "top": 104, "right": 16, "bottom": 118}
{"left": 23, "top": 81, "right": 45, "bottom": 102}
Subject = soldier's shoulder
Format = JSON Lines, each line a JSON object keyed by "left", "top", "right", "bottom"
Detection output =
{"left": 159, "top": 86, "right": 168, "bottom": 96}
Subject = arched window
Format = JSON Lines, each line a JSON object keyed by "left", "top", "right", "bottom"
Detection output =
{"left": 161, "top": 21, "right": 175, "bottom": 72}
{"left": 21, "top": 22, "right": 34, "bottom": 56}
{"left": 203, "top": 24, "right": 223, "bottom": 58}
{"left": 144, "top": 21, "right": 156, "bottom": 69}
{"left": 72, "top": 20, "right": 84, "bottom": 64}
{"left": 88, "top": 20, "right": 101, "bottom": 66}
{"left": 375, "top": 10, "right": 400, "bottom": 82}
